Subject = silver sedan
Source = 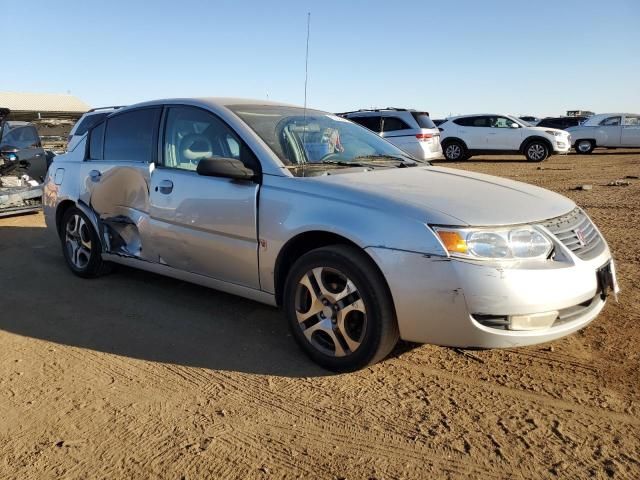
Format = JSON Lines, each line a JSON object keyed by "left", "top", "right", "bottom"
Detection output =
{"left": 44, "top": 98, "right": 619, "bottom": 371}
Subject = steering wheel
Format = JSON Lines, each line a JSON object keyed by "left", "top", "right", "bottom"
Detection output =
{"left": 179, "top": 133, "right": 214, "bottom": 166}
{"left": 318, "top": 152, "right": 348, "bottom": 162}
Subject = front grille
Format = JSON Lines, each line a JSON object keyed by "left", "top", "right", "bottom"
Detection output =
{"left": 541, "top": 208, "right": 605, "bottom": 260}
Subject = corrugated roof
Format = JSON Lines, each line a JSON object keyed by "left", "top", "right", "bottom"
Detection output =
{"left": 0, "top": 91, "right": 91, "bottom": 113}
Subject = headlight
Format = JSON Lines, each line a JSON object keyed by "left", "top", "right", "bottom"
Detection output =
{"left": 545, "top": 130, "right": 562, "bottom": 137}
{"left": 433, "top": 226, "right": 553, "bottom": 260}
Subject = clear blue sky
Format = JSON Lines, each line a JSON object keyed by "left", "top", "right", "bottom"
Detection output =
{"left": 4, "top": 0, "right": 639, "bottom": 118}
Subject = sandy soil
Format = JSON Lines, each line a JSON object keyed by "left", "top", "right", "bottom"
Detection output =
{"left": 0, "top": 150, "right": 638, "bottom": 479}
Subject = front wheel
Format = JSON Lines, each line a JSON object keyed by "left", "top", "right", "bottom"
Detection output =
{"left": 524, "top": 141, "right": 549, "bottom": 162}
{"left": 575, "top": 139, "right": 594, "bottom": 154}
{"left": 283, "top": 245, "right": 399, "bottom": 372}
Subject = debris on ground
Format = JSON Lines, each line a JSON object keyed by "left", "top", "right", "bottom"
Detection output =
{"left": 606, "top": 179, "right": 631, "bottom": 186}
{"left": 572, "top": 184, "right": 593, "bottom": 191}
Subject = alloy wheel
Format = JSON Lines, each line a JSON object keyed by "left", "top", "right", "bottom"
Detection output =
{"left": 445, "top": 144, "right": 461, "bottom": 160}
{"left": 527, "top": 143, "right": 546, "bottom": 161}
{"left": 65, "top": 213, "right": 92, "bottom": 270}
{"left": 294, "top": 267, "right": 367, "bottom": 357}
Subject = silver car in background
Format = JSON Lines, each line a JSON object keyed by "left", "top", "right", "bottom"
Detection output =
{"left": 44, "top": 98, "right": 618, "bottom": 371}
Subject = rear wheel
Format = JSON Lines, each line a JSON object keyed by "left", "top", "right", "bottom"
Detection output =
{"left": 443, "top": 140, "right": 467, "bottom": 161}
{"left": 60, "top": 207, "right": 110, "bottom": 278}
{"left": 283, "top": 245, "right": 399, "bottom": 372}
{"left": 576, "top": 139, "right": 594, "bottom": 154}
{"left": 524, "top": 140, "right": 549, "bottom": 162}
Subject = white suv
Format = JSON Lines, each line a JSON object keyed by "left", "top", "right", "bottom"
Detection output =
{"left": 439, "top": 114, "right": 570, "bottom": 162}
{"left": 340, "top": 108, "right": 443, "bottom": 161}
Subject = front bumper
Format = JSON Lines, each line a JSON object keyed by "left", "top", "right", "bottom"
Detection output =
{"left": 553, "top": 136, "right": 571, "bottom": 153}
{"left": 365, "top": 242, "right": 613, "bottom": 348}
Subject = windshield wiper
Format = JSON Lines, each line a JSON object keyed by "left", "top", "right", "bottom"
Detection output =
{"left": 318, "top": 160, "right": 375, "bottom": 168}
{"left": 352, "top": 155, "right": 420, "bottom": 167}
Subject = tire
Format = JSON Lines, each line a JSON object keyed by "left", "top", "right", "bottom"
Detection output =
{"left": 283, "top": 245, "right": 399, "bottom": 372}
{"left": 575, "top": 139, "right": 594, "bottom": 154}
{"left": 60, "top": 207, "right": 110, "bottom": 278}
{"left": 442, "top": 140, "right": 468, "bottom": 161}
{"left": 524, "top": 140, "right": 549, "bottom": 162}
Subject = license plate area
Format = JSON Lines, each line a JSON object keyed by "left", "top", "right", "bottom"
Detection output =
{"left": 596, "top": 261, "right": 619, "bottom": 300}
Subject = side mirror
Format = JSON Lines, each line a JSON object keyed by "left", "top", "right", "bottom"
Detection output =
{"left": 510, "top": 122, "right": 519, "bottom": 128}
{"left": 196, "top": 157, "right": 256, "bottom": 181}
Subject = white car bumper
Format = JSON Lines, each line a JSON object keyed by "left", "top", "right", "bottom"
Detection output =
{"left": 553, "top": 135, "right": 572, "bottom": 153}
{"left": 366, "top": 224, "right": 616, "bottom": 348}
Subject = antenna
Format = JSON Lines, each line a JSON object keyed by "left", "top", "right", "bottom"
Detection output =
{"left": 302, "top": 12, "right": 311, "bottom": 173}
{"left": 303, "top": 12, "right": 311, "bottom": 113}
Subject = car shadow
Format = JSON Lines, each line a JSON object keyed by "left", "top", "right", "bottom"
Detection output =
{"left": 0, "top": 223, "right": 344, "bottom": 378}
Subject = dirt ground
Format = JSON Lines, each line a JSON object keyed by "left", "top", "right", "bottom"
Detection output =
{"left": 1, "top": 150, "right": 638, "bottom": 479}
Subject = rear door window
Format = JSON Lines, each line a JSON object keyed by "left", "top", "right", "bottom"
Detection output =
{"left": 350, "top": 115, "right": 382, "bottom": 132}
{"left": 104, "top": 108, "right": 161, "bottom": 162}
{"left": 453, "top": 116, "right": 485, "bottom": 127}
{"left": 382, "top": 116, "right": 411, "bottom": 132}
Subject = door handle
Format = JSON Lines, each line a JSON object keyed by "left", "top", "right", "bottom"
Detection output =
{"left": 89, "top": 169, "right": 101, "bottom": 182}
{"left": 156, "top": 179, "right": 174, "bottom": 194}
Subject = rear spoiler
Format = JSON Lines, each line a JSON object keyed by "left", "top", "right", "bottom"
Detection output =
{"left": 87, "top": 106, "right": 126, "bottom": 112}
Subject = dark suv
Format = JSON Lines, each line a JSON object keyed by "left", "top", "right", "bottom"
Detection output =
{"left": 536, "top": 116, "right": 589, "bottom": 130}
{"left": 0, "top": 119, "right": 48, "bottom": 181}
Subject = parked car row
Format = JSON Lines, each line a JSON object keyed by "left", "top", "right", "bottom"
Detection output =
{"left": 43, "top": 97, "right": 619, "bottom": 371}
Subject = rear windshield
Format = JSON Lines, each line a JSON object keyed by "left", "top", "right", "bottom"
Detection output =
{"left": 410, "top": 112, "right": 436, "bottom": 129}
{"left": 74, "top": 112, "right": 110, "bottom": 136}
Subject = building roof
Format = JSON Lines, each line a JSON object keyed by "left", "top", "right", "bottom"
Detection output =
{"left": 0, "top": 91, "right": 91, "bottom": 113}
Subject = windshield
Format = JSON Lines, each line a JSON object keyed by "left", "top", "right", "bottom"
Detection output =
{"left": 229, "top": 105, "right": 417, "bottom": 174}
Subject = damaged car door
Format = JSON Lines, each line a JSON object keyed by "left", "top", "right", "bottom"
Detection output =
{"left": 80, "top": 106, "right": 162, "bottom": 260}
{"left": 147, "top": 105, "right": 261, "bottom": 288}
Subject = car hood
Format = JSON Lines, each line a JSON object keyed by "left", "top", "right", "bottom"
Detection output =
{"left": 311, "top": 166, "right": 575, "bottom": 226}
{"left": 529, "top": 126, "right": 567, "bottom": 135}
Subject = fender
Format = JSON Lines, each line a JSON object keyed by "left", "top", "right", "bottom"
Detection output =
{"left": 519, "top": 135, "right": 553, "bottom": 153}
{"left": 441, "top": 136, "right": 469, "bottom": 150}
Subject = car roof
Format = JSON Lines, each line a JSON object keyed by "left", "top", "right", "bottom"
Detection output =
{"left": 115, "top": 97, "right": 302, "bottom": 114}
{"left": 447, "top": 113, "right": 513, "bottom": 119}
{"left": 340, "top": 108, "right": 425, "bottom": 116}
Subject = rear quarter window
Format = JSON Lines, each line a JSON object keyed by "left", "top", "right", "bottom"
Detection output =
{"left": 88, "top": 122, "right": 105, "bottom": 160}
{"left": 350, "top": 116, "right": 382, "bottom": 132}
{"left": 74, "top": 112, "right": 109, "bottom": 136}
{"left": 382, "top": 117, "right": 411, "bottom": 132}
{"left": 410, "top": 112, "right": 436, "bottom": 129}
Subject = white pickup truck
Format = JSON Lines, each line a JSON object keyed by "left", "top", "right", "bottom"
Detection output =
{"left": 567, "top": 113, "right": 640, "bottom": 154}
